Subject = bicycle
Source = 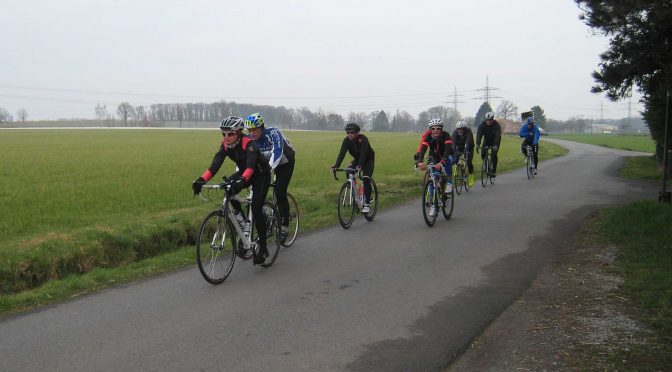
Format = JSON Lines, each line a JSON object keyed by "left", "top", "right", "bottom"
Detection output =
{"left": 267, "top": 175, "right": 300, "bottom": 247}
{"left": 419, "top": 162, "right": 454, "bottom": 227}
{"left": 525, "top": 145, "right": 536, "bottom": 179}
{"left": 332, "top": 167, "right": 378, "bottom": 229}
{"left": 452, "top": 152, "right": 470, "bottom": 195}
{"left": 479, "top": 146, "right": 496, "bottom": 187}
{"left": 195, "top": 179, "right": 280, "bottom": 284}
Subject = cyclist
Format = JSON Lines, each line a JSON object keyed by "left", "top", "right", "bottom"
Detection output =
{"left": 476, "top": 111, "right": 502, "bottom": 177}
{"left": 245, "top": 113, "right": 296, "bottom": 243}
{"left": 414, "top": 118, "right": 454, "bottom": 216}
{"left": 331, "top": 122, "right": 376, "bottom": 214}
{"left": 451, "top": 120, "right": 475, "bottom": 187}
{"left": 519, "top": 116, "right": 541, "bottom": 174}
{"left": 191, "top": 116, "right": 271, "bottom": 265}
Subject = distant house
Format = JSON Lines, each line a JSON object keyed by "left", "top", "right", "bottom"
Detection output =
{"left": 589, "top": 123, "right": 619, "bottom": 134}
{"left": 495, "top": 118, "right": 521, "bottom": 134}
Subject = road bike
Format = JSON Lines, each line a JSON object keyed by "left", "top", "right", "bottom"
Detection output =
{"left": 267, "top": 175, "right": 300, "bottom": 247}
{"left": 452, "top": 152, "right": 470, "bottom": 195}
{"left": 195, "top": 179, "right": 280, "bottom": 284}
{"left": 419, "top": 162, "right": 454, "bottom": 227}
{"left": 332, "top": 167, "right": 378, "bottom": 229}
{"left": 479, "top": 146, "right": 496, "bottom": 187}
{"left": 525, "top": 145, "right": 536, "bottom": 180}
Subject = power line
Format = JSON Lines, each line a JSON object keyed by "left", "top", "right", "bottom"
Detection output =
{"left": 473, "top": 75, "right": 501, "bottom": 103}
{"left": 445, "top": 86, "right": 464, "bottom": 112}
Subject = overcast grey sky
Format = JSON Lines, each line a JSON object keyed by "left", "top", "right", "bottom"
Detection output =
{"left": 0, "top": 0, "right": 642, "bottom": 122}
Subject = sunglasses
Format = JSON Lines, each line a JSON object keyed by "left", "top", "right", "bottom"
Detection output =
{"left": 430, "top": 127, "right": 442, "bottom": 131}
{"left": 346, "top": 131, "right": 356, "bottom": 134}
{"left": 222, "top": 131, "right": 238, "bottom": 137}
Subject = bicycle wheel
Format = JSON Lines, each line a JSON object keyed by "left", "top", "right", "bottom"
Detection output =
{"left": 463, "top": 164, "right": 470, "bottom": 193}
{"left": 196, "top": 210, "right": 236, "bottom": 284}
{"left": 337, "top": 182, "right": 355, "bottom": 229}
{"left": 422, "top": 179, "right": 438, "bottom": 227}
{"left": 481, "top": 157, "right": 489, "bottom": 188}
{"left": 279, "top": 193, "right": 300, "bottom": 247}
{"left": 260, "top": 202, "right": 280, "bottom": 268}
{"left": 453, "top": 165, "right": 462, "bottom": 195}
{"left": 489, "top": 155, "right": 496, "bottom": 185}
{"left": 441, "top": 179, "right": 454, "bottom": 220}
{"left": 363, "top": 178, "right": 378, "bottom": 222}
{"left": 526, "top": 154, "right": 532, "bottom": 179}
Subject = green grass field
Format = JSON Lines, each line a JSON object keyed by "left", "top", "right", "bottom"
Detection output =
{"left": 551, "top": 133, "right": 655, "bottom": 153}
{"left": 0, "top": 129, "right": 566, "bottom": 312}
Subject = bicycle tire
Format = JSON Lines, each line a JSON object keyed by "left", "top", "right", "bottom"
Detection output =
{"left": 488, "top": 154, "right": 496, "bottom": 184}
{"left": 337, "top": 181, "right": 355, "bottom": 229}
{"left": 441, "top": 179, "right": 454, "bottom": 220}
{"left": 463, "top": 164, "right": 470, "bottom": 193}
{"left": 526, "top": 153, "right": 532, "bottom": 179}
{"left": 196, "top": 210, "right": 236, "bottom": 284}
{"left": 453, "top": 165, "right": 462, "bottom": 195}
{"left": 279, "top": 193, "right": 299, "bottom": 247}
{"left": 422, "top": 179, "right": 438, "bottom": 227}
{"left": 363, "top": 178, "right": 378, "bottom": 222}
{"left": 481, "top": 156, "right": 489, "bottom": 188}
{"left": 259, "top": 202, "right": 280, "bottom": 268}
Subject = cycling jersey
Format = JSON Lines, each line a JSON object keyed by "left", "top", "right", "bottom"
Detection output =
{"left": 200, "top": 137, "right": 270, "bottom": 182}
{"left": 250, "top": 127, "right": 295, "bottom": 170}
{"left": 417, "top": 131, "right": 454, "bottom": 164}
{"left": 476, "top": 120, "right": 502, "bottom": 147}
{"left": 519, "top": 123, "right": 541, "bottom": 145}
{"left": 451, "top": 127, "right": 475, "bottom": 152}
{"left": 334, "top": 134, "right": 375, "bottom": 169}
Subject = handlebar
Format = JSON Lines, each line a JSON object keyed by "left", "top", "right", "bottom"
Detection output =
{"left": 332, "top": 167, "right": 359, "bottom": 181}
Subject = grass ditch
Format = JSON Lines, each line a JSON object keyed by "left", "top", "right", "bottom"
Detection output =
{"left": 0, "top": 131, "right": 566, "bottom": 314}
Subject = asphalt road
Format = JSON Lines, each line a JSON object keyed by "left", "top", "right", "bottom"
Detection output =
{"left": 0, "top": 140, "right": 656, "bottom": 371}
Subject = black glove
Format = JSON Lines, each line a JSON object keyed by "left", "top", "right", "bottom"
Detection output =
{"left": 413, "top": 153, "right": 420, "bottom": 162}
{"left": 192, "top": 177, "right": 206, "bottom": 195}
{"left": 232, "top": 179, "right": 245, "bottom": 194}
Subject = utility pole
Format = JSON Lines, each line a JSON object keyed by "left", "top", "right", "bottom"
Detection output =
{"left": 473, "top": 75, "right": 501, "bottom": 104}
{"left": 446, "top": 86, "right": 464, "bottom": 112}
{"left": 660, "top": 89, "right": 671, "bottom": 204}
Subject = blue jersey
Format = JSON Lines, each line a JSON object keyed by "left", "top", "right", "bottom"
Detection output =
{"left": 250, "top": 127, "right": 295, "bottom": 170}
{"left": 519, "top": 124, "right": 540, "bottom": 145}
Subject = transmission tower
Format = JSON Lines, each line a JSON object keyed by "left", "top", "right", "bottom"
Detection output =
{"left": 473, "top": 75, "right": 501, "bottom": 103}
{"left": 446, "top": 86, "right": 464, "bottom": 112}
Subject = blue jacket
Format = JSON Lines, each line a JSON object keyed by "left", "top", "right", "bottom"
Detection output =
{"left": 519, "top": 124, "right": 540, "bottom": 145}
{"left": 249, "top": 127, "right": 295, "bottom": 170}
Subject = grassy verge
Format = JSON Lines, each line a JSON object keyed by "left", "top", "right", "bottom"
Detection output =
{"left": 551, "top": 133, "right": 655, "bottom": 153}
{"left": 0, "top": 131, "right": 566, "bottom": 314}
{"left": 619, "top": 155, "right": 663, "bottom": 180}
{"left": 595, "top": 201, "right": 672, "bottom": 369}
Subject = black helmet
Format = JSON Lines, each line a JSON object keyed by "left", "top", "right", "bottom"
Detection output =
{"left": 345, "top": 122, "right": 360, "bottom": 132}
{"left": 220, "top": 116, "right": 245, "bottom": 131}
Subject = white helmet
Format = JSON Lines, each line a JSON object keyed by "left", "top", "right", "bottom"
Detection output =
{"left": 455, "top": 121, "right": 467, "bottom": 129}
{"left": 427, "top": 118, "right": 443, "bottom": 128}
{"left": 484, "top": 112, "right": 495, "bottom": 120}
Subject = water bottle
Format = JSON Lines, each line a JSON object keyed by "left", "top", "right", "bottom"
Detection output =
{"left": 357, "top": 184, "right": 364, "bottom": 206}
{"left": 233, "top": 210, "right": 245, "bottom": 228}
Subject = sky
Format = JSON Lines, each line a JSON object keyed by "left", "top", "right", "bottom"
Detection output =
{"left": 0, "top": 0, "right": 643, "bottom": 122}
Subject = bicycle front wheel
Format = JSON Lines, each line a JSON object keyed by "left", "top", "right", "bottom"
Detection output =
{"left": 422, "top": 180, "right": 438, "bottom": 227}
{"left": 526, "top": 155, "right": 532, "bottom": 179}
{"left": 489, "top": 157, "right": 496, "bottom": 184}
{"left": 481, "top": 157, "right": 489, "bottom": 188}
{"left": 363, "top": 178, "right": 378, "bottom": 222}
{"left": 196, "top": 210, "right": 236, "bottom": 284}
{"left": 260, "top": 202, "right": 281, "bottom": 268}
{"left": 279, "top": 193, "right": 300, "bottom": 247}
{"left": 337, "top": 182, "right": 355, "bottom": 229}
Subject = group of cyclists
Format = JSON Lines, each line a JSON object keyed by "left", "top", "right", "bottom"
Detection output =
{"left": 191, "top": 111, "right": 542, "bottom": 264}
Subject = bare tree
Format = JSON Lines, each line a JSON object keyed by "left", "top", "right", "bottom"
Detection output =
{"left": 116, "top": 102, "right": 135, "bottom": 127}
{"left": 0, "top": 107, "right": 12, "bottom": 124}
{"left": 17, "top": 108, "right": 28, "bottom": 122}
{"left": 496, "top": 100, "right": 519, "bottom": 120}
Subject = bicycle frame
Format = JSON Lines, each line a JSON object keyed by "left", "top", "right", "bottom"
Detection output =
{"left": 201, "top": 184, "right": 256, "bottom": 250}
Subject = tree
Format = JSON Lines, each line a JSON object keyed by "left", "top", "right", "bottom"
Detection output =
{"left": 347, "top": 112, "right": 369, "bottom": 130}
{"left": 417, "top": 106, "right": 461, "bottom": 130}
{"left": 576, "top": 0, "right": 672, "bottom": 165}
{"left": 390, "top": 110, "right": 415, "bottom": 132}
{"left": 372, "top": 110, "right": 389, "bottom": 131}
{"left": 116, "top": 102, "right": 135, "bottom": 127}
{"left": 474, "top": 101, "right": 494, "bottom": 127}
{"left": 16, "top": 108, "right": 28, "bottom": 122}
{"left": 0, "top": 107, "right": 12, "bottom": 124}
{"left": 530, "top": 105, "right": 547, "bottom": 129}
{"left": 326, "top": 113, "right": 345, "bottom": 130}
{"left": 496, "top": 100, "right": 519, "bottom": 120}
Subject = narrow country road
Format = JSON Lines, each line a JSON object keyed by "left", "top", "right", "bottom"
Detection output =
{"left": 0, "top": 140, "right": 655, "bottom": 371}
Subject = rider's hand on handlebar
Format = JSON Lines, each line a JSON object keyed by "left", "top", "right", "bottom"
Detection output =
{"left": 192, "top": 177, "right": 206, "bottom": 195}
{"left": 417, "top": 162, "right": 427, "bottom": 171}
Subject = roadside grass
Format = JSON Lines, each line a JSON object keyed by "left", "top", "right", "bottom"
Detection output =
{"left": 595, "top": 200, "right": 672, "bottom": 369}
{"left": 0, "top": 130, "right": 566, "bottom": 314}
{"left": 619, "top": 155, "right": 663, "bottom": 180}
{"left": 551, "top": 133, "right": 655, "bottom": 153}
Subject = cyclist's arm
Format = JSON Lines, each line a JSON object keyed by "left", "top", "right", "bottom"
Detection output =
{"left": 333, "top": 137, "right": 348, "bottom": 168}
{"left": 475, "top": 124, "right": 483, "bottom": 147}
{"left": 533, "top": 127, "right": 541, "bottom": 145}
{"left": 357, "top": 135, "right": 372, "bottom": 166}
{"left": 494, "top": 123, "right": 502, "bottom": 146}
{"left": 519, "top": 124, "right": 527, "bottom": 138}
{"left": 267, "top": 128, "right": 285, "bottom": 170}
{"left": 200, "top": 145, "right": 227, "bottom": 182}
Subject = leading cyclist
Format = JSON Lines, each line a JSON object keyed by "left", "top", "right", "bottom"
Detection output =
{"left": 191, "top": 116, "right": 271, "bottom": 265}
{"left": 244, "top": 113, "right": 296, "bottom": 243}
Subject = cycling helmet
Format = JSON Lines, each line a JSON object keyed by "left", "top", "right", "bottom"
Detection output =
{"left": 245, "top": 113, "right": 264, "bottom": 129}
{"left": 485, "top": 112, "right": 495, "bottom": 120}
{"left": 427, "top": 118, "right": 443, "bottom": 128}
{"left": 344, "top": 122, "right": 360, "bottom": 132}
{"left": 455, "top": 121, "right": 467, "bottom": 129}
{"left": 526, "top": 117, "right": 534, "bottom": 125}
{"left": 220, "top": 116, "right": 245, "bottom": 131}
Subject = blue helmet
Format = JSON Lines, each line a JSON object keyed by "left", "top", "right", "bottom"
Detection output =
{"left": 526, "top": 117, "right": 534, "bottom": 125}
{"left": 245, "top": 113, "right": 265, "bottom": 129}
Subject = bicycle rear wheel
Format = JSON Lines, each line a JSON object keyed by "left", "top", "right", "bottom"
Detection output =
{"left": 280, "top": 193, "right": 300, "bottom": 247}
{"left": 489, "top": 156, "right": 496, "bottom": 184}
{"left": 422, "top": 180, "right": 438, "bottom": 227}
{"left": 441, "top": 179, "right": 454, "bottom": 219}
{"left": 337, "top": 182, "right": 355, "bottom": 229}
{"left": 481, "top": 157, "right": 489, "bottom": 188}
{"left": 196, "top": 210, "right": 236, "bottom": 284}
{"left": 363, "top": 178, "right": 378, "bottom": 222}
{"left": 260, "top": 202, "right": 280, "bottom": 267}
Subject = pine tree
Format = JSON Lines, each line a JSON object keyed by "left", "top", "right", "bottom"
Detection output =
{"left": 474, "top": 102, "right": 494, "bottom": 127}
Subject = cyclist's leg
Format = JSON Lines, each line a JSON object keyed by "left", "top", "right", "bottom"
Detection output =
{"left": 491, "top": 145, "right": 499, "bottom": 173}
{"left": 466, "top": 146, "right": 474, "bottom": 174}
{"left": 533, "top": 144, "right": 539, "bottom": 169}
{"left": 361, "top": 160, "right": 374, "bottom": 204}
{"left": 251, "top": 174, "right": 270, "bottom": 256}
{"left": 273, "top": 158, "right": 294, "bottom": 227}
{"left": 227, "top": 172, "right": 246, "bottom": 216}
{"left": 443, "top": 156, "right": 453, "bottom": 184}
{"left": 521, "top": 141, "right": 527, "bottom": 156}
